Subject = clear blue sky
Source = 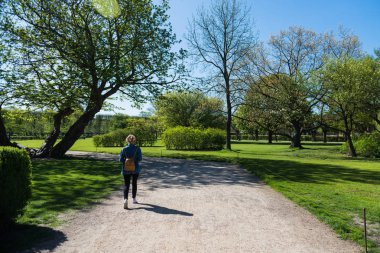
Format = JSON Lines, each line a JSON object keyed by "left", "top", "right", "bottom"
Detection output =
{"left": 109, "top": 0, "right": 380, "bottom": 115}
{"left": 169, "top": 0, "right": 379, "bottom": 54}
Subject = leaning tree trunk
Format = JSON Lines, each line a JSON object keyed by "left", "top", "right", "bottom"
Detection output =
{"left": 0, "top": 110, "right": 12, "bottom": 146}
{"left": 49, "top": 106, "right": 101, "bottom": 158}
{"left": 345, "top": 132, "right": 357, "bottom": 157}
{"left": 290, "top": 121, "right": 302, "bottom": 148}
{"left": 343, "top": 116, "right": 357, "bottom": 157}
{"left": 34, "top": 108, "right": 74, "bottom": 158}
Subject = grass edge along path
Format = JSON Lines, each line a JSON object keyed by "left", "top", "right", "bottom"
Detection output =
{"left": 76, "top": 140, "right": 380, "bottom": 253}
{"left": 0, "top": 158, "right": 121, "bottom": 253}
{"left": 152, "top": 151, "right": 380, "bottom": 253}
{"left": 17, "top": 139, "right": 380, "bottom": 253}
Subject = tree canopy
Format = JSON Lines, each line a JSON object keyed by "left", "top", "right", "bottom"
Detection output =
{"left": 320, "top": 56, "right": 380, "bottom": 156}
{"left": 1, "top": 0, "right": 185, "bottom": 157}
{"left": 186, "top": 0, "right": 257, "bottom": 150}
{"left": 154, "top": 91, "right": 225, "bottom": 129}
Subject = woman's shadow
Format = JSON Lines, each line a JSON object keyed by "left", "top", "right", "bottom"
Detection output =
{"left": 132, "top": 203, "right": 193, "bottom": 216}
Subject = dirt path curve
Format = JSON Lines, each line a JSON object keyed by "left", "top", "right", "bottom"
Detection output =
{"left": 39, "top": 151, "right": 359, "bottom": 253}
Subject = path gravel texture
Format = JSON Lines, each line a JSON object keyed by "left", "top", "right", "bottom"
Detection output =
{"left": 30, "top": 151, "right": 360, "bottom": 253}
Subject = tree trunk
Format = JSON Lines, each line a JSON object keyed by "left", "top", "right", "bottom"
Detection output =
{"left": 345, "top": 132, "right": 357, "bottom": 157}
{"left": 311, "top": 131, "right": 317, "bottom": 142}
{"left": 225, "top": 80, "right": 232, "bottom": 150}
{"left": 0, "top": 110, "right": 12, "bottom": 146}
{"left": 323, "top": 129, "right": 327, "bottom": 143}
{"left": 49, "top": 103, "right": 102, "bottom": 158}
{"left": 268, "top": 130, "right": 273, "bottom": 144}
{"left": 343, "top": 115, "right": 357, "bottom": 157}
{"left": 34, "top": 108, "right": 74, "bottom": 157}
{"left": 290, "top": 121, "right": 302, "bottom": 148}
{"left": 255, "top": 130, "right": 259, "bottom": 141}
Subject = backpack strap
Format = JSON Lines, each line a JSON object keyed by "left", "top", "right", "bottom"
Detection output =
{"left": 132, "top": 146, "right": 138, "bottom": 159}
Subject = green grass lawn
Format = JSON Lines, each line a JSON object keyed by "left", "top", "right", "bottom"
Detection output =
{"left": 1, "top": 157, "right": 121, "bottom": 253}
{"left": 17, "top": 138, "right": 380, "bottom": 252}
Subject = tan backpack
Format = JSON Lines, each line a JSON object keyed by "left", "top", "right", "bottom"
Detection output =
{"left": 124, "top": 148, "right": 138, "bottom": 172}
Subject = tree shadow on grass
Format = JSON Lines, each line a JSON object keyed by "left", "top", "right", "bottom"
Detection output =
{"left": 0, "top": 223, "right": 66, "bottom": 253}
{"left": 25, "top": 159, "right": 121, "bottom": 224}
{"left": 138, "top": 155, "right": 380, "bottom": 188}
{"left": 238, "top": 157, "right": 380, "bottom": 185}
{"left": 140, "top": 156, "right": 263, "bottom": 191}
{"left": 132, "top": 203, "right": 193, "bottom": 216}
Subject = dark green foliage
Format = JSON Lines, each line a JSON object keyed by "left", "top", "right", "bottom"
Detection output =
{"left": 0, "top": 147, "right": 32, "bottom": 225}
{"left": 2, "top": 0, "right": 185, "bottom": 157}
{"left": 356, "top": 133, "right": 380, "bottom": 158}
{"left": 93, "top": 125, "right": 157, "bottom": 147}
{"left": 355, "top": 133, "right": 380, "bottom": 158}
{"left": 340, "top": 132, "right": 380, "bottom": 158}
{"left": 154, "top": 91, "right": 225, "bottom": 129}
{"left": 93, "top": 129, "right": 125, "bottom": 147}
{"left": 162, "top": 127, "right": 225, "bottom": 150}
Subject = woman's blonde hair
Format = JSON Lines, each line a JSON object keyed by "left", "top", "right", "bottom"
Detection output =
{"left": 126, "top": 134, "right": 137, "bottom": 144}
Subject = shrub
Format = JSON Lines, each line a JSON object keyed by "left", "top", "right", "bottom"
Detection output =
{"left": 340, "top": 132, "right": 380, "bottom": 158}
{"left": 162, "top": 126, "right": 225, "bottom": 150}
{"left": 339, "top": 141, "right": 348, "bottom": 154}
{"left": 355, "top": 133, "right": 380, "bottom": 158}
{"left": 93, "top": 126, "right": 157, "bottom": 147}
{"left": 0, "top": 147, "right": 32, "bottom": 225}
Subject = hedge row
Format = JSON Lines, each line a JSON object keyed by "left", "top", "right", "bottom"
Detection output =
{"left": 0, "top": 147, "right": 32, "bottom": 225}
{"left": 162, "top": 126, "right": 225, "bottom": 150}
{"left": 340, "top": 132, "right": 380, "bottom": 158}
{"left": 93, "top": 127, "right": 157, "bottom": 147}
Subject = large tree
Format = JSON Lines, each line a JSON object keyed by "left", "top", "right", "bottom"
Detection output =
{"left": 154, "top": 91, "right": 225, "bottom": 129}
{"left": 0, "top": 23, "right": 18, "bottom": 146}
{"left": 236, "top": 76, "right": 288, "bottom": 144}
{"left": 2, "top": 0, "right": 184, "bottom": 157}
{"left": 245, "top": 27, "right": 361, "bottom": 148}
{"left": 0, "top": 53, "right": 13, "bottom": 146}
{"left": 320, "top": 57, "right": 380, "bottom": 157}
{"left": 362, "top": 50, "right": 380, "bottom": 127}
{"left": 245, "top": 27, "right": 326, "bottom": 147}
{"left": 186, "top": 0, "right": 257, "bottom": 150}
{"left": 16, "top": 55, "right": 87, "bottom": 157}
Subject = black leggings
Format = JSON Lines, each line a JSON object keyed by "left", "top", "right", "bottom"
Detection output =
{"left": 123, "top": 174, "right": 139, "bottom": 199}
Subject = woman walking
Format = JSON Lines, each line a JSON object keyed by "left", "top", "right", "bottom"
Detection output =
{"left": 119, "top": 134, "right": 142, "bottom": 209}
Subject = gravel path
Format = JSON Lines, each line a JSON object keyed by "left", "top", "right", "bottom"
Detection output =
{"left": 34, "top": 151, "right": 359, "bottom": 253}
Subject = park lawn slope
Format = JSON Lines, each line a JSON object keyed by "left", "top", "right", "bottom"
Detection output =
{"left": 18, "top": 158, "right": 121, "bottom": 226}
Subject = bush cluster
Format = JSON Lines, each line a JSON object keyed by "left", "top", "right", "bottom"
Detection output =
{"left": 355, "top": 133, "right": 380, "bottom": 158}
{"left": 162, "top": 126, "right": 225, "bottom": 150}
{"left": 0, "top": 147, "right": 32, "bottom": 225}
{"left": 93, "top": 126, "right": 157, "bottom": 147}
{"left": 340, "top": 132, "right": 380, "bottom": 158}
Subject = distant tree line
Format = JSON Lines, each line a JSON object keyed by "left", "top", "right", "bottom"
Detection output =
{"left": 2, "top": 110, "right": 155, "bottom": 139}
